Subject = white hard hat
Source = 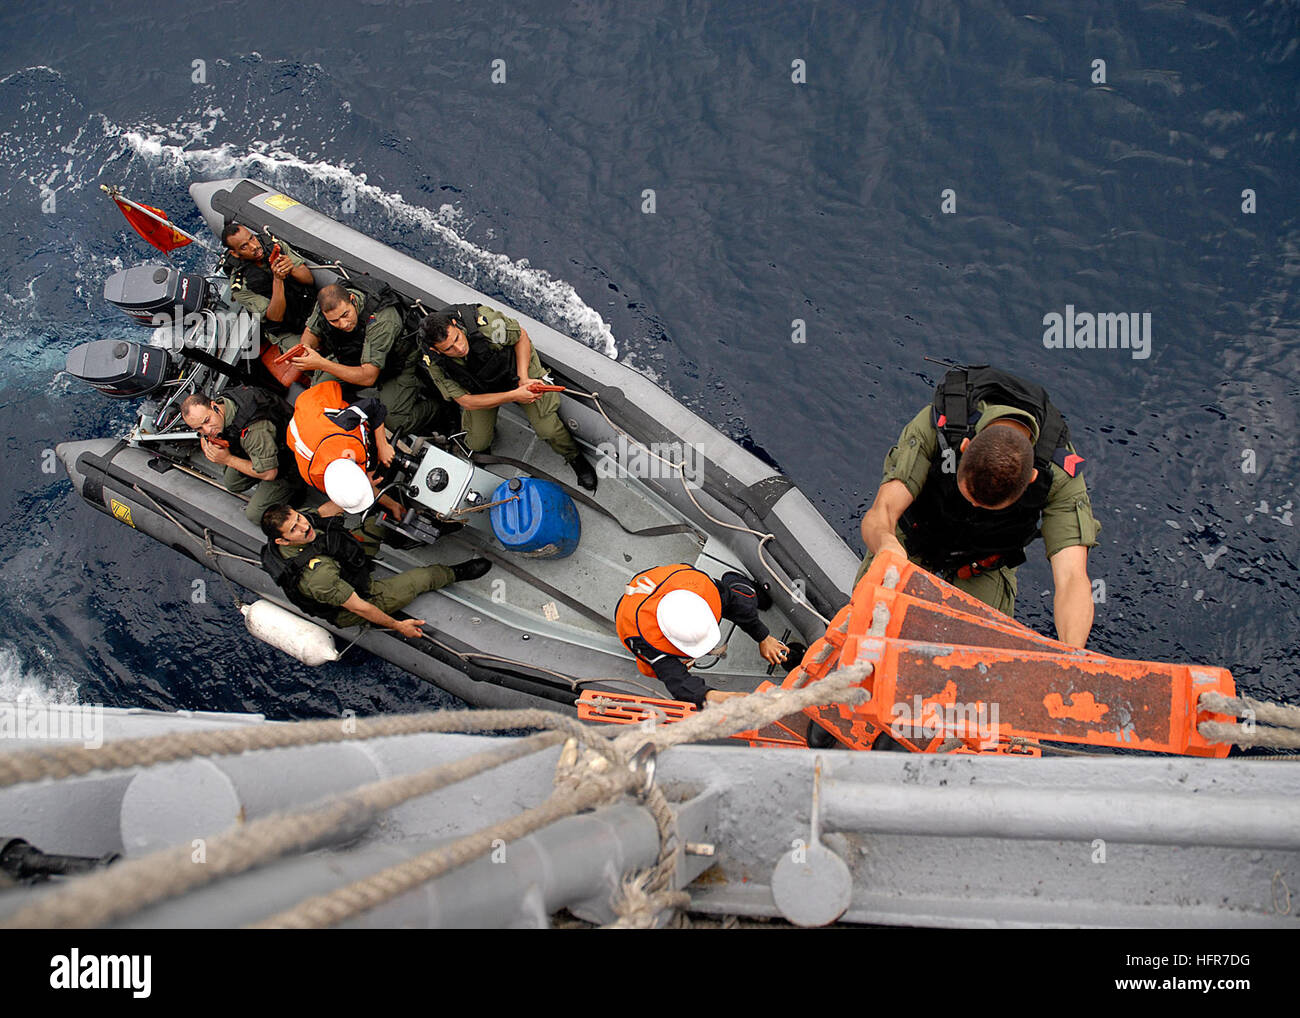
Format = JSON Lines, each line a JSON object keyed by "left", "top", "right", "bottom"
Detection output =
{"left": 656, "top": 589, "right": 722, "bottom": 659}
{"left": 323, "top": 459, "right": 375, "bottom": 514}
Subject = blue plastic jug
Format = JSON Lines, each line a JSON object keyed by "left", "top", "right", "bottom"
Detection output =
{"left": 488, "top": 477, "right": 581, "bottom": 559}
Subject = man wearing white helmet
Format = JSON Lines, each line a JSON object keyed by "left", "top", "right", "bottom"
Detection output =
{"left": 615, "top": 564, "right": 790, "bottom": 706}
{"left": 288, "top": 380, "right": 403, "bottom": 517}
{"left": 323, "top": 458, "right": 380, "bottom": 515}
{"left": 259, "top": 503, "right": 491, "bottom": 637}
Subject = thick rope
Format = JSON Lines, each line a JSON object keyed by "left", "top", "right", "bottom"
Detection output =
{"left": 1199, "top": 692, "right": 1300, "bottom": 731}
{"left": 0, "top": 707, "right": 600, "bottom": 789}
{"left": 2, "top": 730, "right": 565, "bottom": 929}
{"left": 1196, "top": 722, "right": 1300, "bottom": 750}
{"left": 606, "top": 871, "right": 692, "bottom": 929}
{"left": 3, "top": 670, "right": 867, "bottom": 929}
{"left": 1198, "top": 691, "right": 1300, "bottom": 749}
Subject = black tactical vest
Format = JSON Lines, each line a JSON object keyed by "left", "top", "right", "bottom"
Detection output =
{"left": 260, "top": 513, "right": 373, "bottom": 622}
{"left": 224, "top": 251, "right": 317, "bottom": 335}
{"left": 217, "top": 385, "right": 296, "bottom": 475}
{"left": 427, "top": 304, "right": 519, "bottom": 394}
{"left": 899, "top": 366, "right": 1077, "bottom": 574}
{"left": 316, "top": 278, "right": 409, "bottom": 383}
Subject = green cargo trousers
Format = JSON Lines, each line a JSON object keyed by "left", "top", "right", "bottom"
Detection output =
{"left": 333, "top": 564, "right": 456, "bottom": 629}
{"left": 460, "top": 389, "right": 579, "bottom": 462}
{"left": 224, "top": 468, "right": 302, "bottom": 525}
{"left": 854, "top": 548, "right": 1019, "bottom": 618}
{"left": 376, "top": 368, "right": 447, "bottom": 436}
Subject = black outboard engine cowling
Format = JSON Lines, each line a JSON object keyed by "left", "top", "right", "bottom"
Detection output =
{"left": 64, "top": 340, "right": 170, "bottom": 398}
{"left": 103, "top": 265, "right": 207, "bottom": 326}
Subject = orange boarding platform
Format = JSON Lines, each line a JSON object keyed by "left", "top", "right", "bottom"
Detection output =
{"left": 580, "top": 550, "right": 1238, "bottom": 758}
{"left": 746, "top": 549, "right": 1237, "bottom": 757}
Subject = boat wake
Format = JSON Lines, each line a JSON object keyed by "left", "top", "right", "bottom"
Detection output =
{"left": 0, "top": 64, "right": 619, "bottom": 382}
{"left": 0, "top": 642, "right": 81, "bottom": 707}
{"left": 122, "top": 132, "right": 620, "bottom": 359}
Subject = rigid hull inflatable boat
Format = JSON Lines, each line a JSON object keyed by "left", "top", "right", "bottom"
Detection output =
{"left": 57, "top": 178, "right": 859, "bottom": 715}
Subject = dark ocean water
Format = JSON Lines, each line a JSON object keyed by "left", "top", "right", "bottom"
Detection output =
{"left": 0, "top": 1, "right": 1295, "bottom": 719}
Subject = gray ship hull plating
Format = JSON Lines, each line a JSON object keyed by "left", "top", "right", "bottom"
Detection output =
{"left": 2, "top": 708, "right": 1296, "bottom": 928}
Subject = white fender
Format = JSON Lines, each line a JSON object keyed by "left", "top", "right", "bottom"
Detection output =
{"left": 241, "top": 599, "right": 341, "bottom": 666}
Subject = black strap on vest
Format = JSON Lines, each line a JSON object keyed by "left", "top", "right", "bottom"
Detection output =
{"left": 317, "top": 277, "right": 410, "bottom": 383}
{"left": 428, "top": 304, "right": 519, "bottom": 395}
{"left": 931, "top": 364, "right": 1068, "bottom": 472}
{"left": 225, "top": 251, "right": 317, "bottom": 335}
{"left": 900, "top": 365, "right": 1077, "bottom": 575}
{"left": 260, "top": 513, "right": 373, "bottom": 621}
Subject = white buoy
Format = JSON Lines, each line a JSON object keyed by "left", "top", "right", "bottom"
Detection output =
{"left": 241, "top": 599, "right": 341, "bottom": 666}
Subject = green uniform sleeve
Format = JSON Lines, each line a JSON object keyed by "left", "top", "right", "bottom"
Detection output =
{"left": 296, "top": 554, "right": 356, "bottom": 608}
{"left": 303, "top": 302, "right": 325, "bottom": 338}
{"left": 881, "top": 407, "right": 940, "bottom": 498}
{"left": 359, "top": 305, "right": 402, "bottom": 371}
{"left": 1040, "top": 453, "right": 1101, "bottom": 560}
{"left": 240, "top": 419, "right": 281, "bottom": 475}
{"left": 230, "top": 282, "right": 271, "bottom": 320}
{"left": 474, "top": 305, "right": 521, "bottom": 347}
{"left": 277, "top": 240, "right": 305, "bottom": 268}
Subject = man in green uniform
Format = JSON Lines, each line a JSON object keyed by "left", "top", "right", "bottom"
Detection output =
{"left": 259, "top": 504, "right": 491, "bottom": 636}
{"left": 857, "top": 366, "right": 1100, "bottom": 647}
{"left": 288, "top": 282, "right": 445, "bottom": 435}
{"left": 416, "top": 305, "right": 598, "bottom": 491}
{"left": 181, "top": 388, "right": 304, "bottom": 524}
{"left": 220, "top": 223, "right": 318, "bottom": 353}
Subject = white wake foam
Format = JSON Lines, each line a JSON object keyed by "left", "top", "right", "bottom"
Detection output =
{"left": 0, "top": 642, "right": 81, "bottom": 705}
{"left": 119, "top": 133, "right": 619, "bottom": 358}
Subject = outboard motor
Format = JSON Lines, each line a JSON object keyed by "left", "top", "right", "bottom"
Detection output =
{"left": 64, "top": 339, "right": 170, "bottom": 399}
{"left": 103, "top": 265, "right": 207, "bottom": 326}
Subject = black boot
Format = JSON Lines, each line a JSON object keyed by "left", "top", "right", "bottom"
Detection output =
{"left": 570, "top": 452, "right": 598, "bottom": 492}
{"left": 450, "top": 558, "right": 492, "bottom": 582}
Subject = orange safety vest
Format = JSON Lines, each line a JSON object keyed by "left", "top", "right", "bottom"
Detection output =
{"left": 614, "top": 564, "right": 723, "bottom": 677}
{"left": 287, "top": 381, "right": 372, "bottom": 492}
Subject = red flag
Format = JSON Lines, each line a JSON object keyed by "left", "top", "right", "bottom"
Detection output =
{"left": 112, "top": 196, "right": 193, "bottom": 254}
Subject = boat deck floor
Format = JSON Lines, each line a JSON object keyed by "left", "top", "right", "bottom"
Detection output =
{"left": 192, "top": 402, "right": 791, "bottom": 684}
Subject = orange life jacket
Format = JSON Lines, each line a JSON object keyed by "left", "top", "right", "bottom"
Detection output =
{"left": 615, "top": 564, "right": 722, "bottom": 677}
{"left": 287, "top": 380, "right": 372, "bottom": 492}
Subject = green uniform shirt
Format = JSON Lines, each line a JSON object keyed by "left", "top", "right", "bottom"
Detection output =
{"left": 882, "top": 402, "right": 1101, "bottom": 560}
{"left": 303, "top": 289, "right": 409, "bottom": 375}
{"left": 227, "top": 239, "right": 307, "bottom": 323}
{"left": 418, "top": 305, "right": 537, "bottom": 402}
{"left": 220, "top": 397, "right": 280, "bottom": 475}
{"left": 275, "top": 518, "right": 385, "bottom": 609}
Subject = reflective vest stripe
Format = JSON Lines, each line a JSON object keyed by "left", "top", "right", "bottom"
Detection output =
{"left": 289, "top": 381, "right": 371, "bottom": 492}
{"left": 287, "top": 417, "right": 314, "bottom": 461}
